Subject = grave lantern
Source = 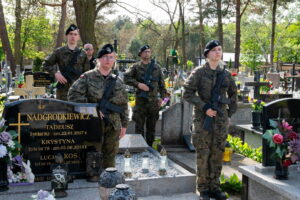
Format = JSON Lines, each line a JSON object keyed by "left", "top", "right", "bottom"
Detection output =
{"left": 223, "top": 142, "right": 233, "bottom": 165}
{"left": 241, "top": 86, "right": 250, "bottom": 103}
{"left": 123, "top": 149, "right": 132, "bottom": 178}
{"left": 159, "top": 147, "right": 168, "bottom": 176}
{"left": 141, "top": 152, "right": 149, "bottom": 173}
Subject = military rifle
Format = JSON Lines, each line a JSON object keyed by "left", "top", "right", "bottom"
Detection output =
{"left": 138, "top": 59, "right": 157, "bottom": 99}
{"left": 56, "top": 51, "right": 82, "bottom": 89}
{"left": 203, "top": 68, "right": 230, "bottom": 131}
{"left": 56, "top": 66, "right": 82, "bottom": 89}
{"left": 98, "top": 76, "right": 124, "bottom": 124}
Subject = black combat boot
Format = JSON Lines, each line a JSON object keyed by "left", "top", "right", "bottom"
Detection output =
{"left": 199, "top": 190, "right": 210, "bottom": 200}
{"left": 210, "top": 189, "right": 227, "bottom": 200}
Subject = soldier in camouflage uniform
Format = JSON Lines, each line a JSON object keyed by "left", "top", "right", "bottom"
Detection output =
{"left": 124, "top": 45, "right": 167, "bottom": 147}
{"left": 43, "top": 24, "right": 90, "bottom": 100}
{"left": 183, "top": 40, "right": 237, "bottom": 200}
{"left": 68, "top": 44, "right": 128, "bottom": 169}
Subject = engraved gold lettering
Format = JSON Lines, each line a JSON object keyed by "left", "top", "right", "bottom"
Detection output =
{"left": 41, "top": 139, "right": 75, "bottom": 145}
{"left": 40, "top": 155, "right": 55, "bottom": 161}
{"left": 27, "top": 113, "right": 90, "bottom": 121}
{"left": 64, "top": 153, "right": 79, "bottom": 159}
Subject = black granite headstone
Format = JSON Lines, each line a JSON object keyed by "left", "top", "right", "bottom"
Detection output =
{"left": 262, "top": 98, "right": 300, "bottom": 166}
{"left": 2, "top": 99, "right": 103, "bottom": 181}
{"left": 24, "top": 72, "right": 54, "bottom": 87}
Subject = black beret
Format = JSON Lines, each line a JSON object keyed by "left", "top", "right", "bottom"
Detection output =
{"left": 97, "top": 44, "right": 114, "bottom": 58}
{"left": 204, "top": 40, "right": 221, "bottom": 57}
{"left": 65, "top": 24, "right": 78, "bottom": 35}
{"left": 138, "top": 45, "right": 150, "bottom": 56}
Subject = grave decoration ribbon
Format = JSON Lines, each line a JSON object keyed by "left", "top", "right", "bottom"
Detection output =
{"left": 263, "top": 119, "right": 300, "bottom": 167}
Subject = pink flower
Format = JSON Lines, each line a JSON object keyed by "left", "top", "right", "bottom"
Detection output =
{"left": 282, "top": 121, "right": 293, "bottom": 131}
{"left": 273, "top": 134, "right": 284, "bottom": 144}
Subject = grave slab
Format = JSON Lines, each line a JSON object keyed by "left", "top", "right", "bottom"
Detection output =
{"left": 116, "top": 148, "right": 196, "bottom": 197}
{"left": 239, "top": 165, "right": 300, "bottom": 200}
{"left": 119, "top": 134, "right": 149, "bottom": 153}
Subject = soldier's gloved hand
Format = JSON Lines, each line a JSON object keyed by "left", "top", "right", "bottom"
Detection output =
{"left": 206, "top": 109, "right": 217, "bottom": 117}
{"left": 138, "top": 83, "right": 150, "bottom": 91}
{"left": 120, "top": 127, "right": 126, "bottom": 139}
{"left": 55, "top": 71, "right": 68, "bottom": 84}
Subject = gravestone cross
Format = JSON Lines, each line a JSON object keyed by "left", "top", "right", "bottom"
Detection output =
{"left": 245, "top": 71, "right": 270, "bottom": 99}
{"left": 9, "top": 113, "right": 30, "bottom": 145}
{"left": 14, "top": 75, "right": 46, "bottom": 98}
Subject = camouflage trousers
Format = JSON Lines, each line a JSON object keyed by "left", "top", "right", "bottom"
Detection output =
{"left": 192, "top": 118, "right": 228, "bottom": 192}
{"left": 86, "top": 124, "right": 120, "bottom": 169}
{"left": 132, "top": 97, "right": 159, "bottom": 147}
{"left": 56, "top": 83, "right": 72, "bottom": 101}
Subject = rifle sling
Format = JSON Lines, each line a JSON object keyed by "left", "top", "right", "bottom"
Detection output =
{"left": 100, "top": 76, "right": 124, "bottom": 114}
{"left": 142, "top": 59, "right": 155, "bottom": 84}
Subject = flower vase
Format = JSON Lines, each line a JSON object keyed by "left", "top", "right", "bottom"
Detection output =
{"left": 251, "top": 111, "right": 261, "bottom": 129}
{"left": 0, "top": 157, "right": 9, "bottom": 192}
{"left": 274, "top": 160, "right": 289, "bottom": 180}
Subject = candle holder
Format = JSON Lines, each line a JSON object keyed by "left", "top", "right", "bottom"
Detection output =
{"left": 123, "top": 149, "right": 132, "bottom": 178}
{"left": 159, "top": 147, "right": 167, "bottom": 176}
{"left": 141, "top": 152, "right": 149, "bottom": 173}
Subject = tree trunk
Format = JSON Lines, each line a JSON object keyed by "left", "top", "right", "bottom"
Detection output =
{"left": 270, "top": 0, "right": 277, "bottom": 66}
{"left": 55, "top": 0, "right": 67, "bottom": 48}
{"left": 216, "top": 0, "right": 223, "bottom": 45}
{"left": 234, "top": 0, "right": 241, "bottom": 69}
{"left": 197, "top": 0, "right": 205, "bottom": 56}
{"left": 14, "top": 0, "right": 21, "bottom": 66}
{"left": 0, "top": 0, "right": 16, "bottom": 75}
{"left": 178, "top": 0, "right": 187, "bottom": 70}
{"left": 73, "top": 0, "right": 97, "bottom": 49}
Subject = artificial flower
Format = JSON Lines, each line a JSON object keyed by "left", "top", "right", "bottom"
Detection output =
{"left": 7, "top": 140, "right": 15, "bottom": 148}
{"left": 282, "top": 159, "right": 292, "bottom": 167}
{"left": 263, "top": 120, "right": 300, "bottom": 163}
{"left": 31, "top": 189, "right": 55, "bottom": 200}
{"left": 287, "top": 131, "right": 298, "bottom": 140}
{"left": 0, "top": 131, "right": 12, "bottom": 143}
{"left": 0, "top": 144, "right": 8, "bottom": 158}
{"left": 272, "top": 134, "right": 283, "bottom": 144}
{"left": 282, "top": 121, "right": 293, "bottom": 131}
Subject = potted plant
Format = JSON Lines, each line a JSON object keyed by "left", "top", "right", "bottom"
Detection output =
{"left": 251, "top": 99, "right": 265, "bottom": 129}
{"left": 263, "top": 120, "right": 300, "bottom": 179}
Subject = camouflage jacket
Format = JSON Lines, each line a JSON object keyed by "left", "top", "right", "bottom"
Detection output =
{"left": 183, "top": 62, "right": 237, "bottom": 120}
{"left": 123, "top": 61, "right": 167, "bottom": 101}
{"left": 67, "top": 68, "right": 129, "bottom": 130}
{"left": 42, "top": 45, "right": 90, "bottom": 79}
